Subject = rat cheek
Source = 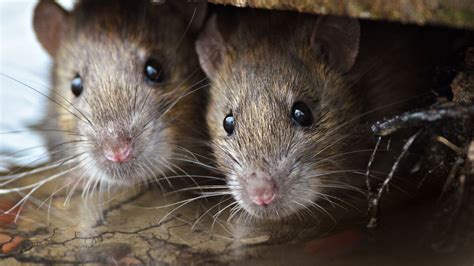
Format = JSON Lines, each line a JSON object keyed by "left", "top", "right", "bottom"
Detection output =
{"left": 301, "top": 169, "right": 326, "bottom": 199}
{"left": 227, "top": 175, "right": 247, "bottom": 205}
{"left": 131, "top": 114, "right": 152, "bottom": 136}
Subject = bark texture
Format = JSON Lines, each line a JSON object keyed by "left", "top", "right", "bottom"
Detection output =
{"left": 209, "top": 0, "right": 474, "bottom": 29}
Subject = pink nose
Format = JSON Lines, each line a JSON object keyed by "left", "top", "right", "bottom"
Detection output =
{"left": 249, "top": 183, "right": 277, "bottom": 206}
{"left": 103, "top": 144, "right": 132, "bottom": 163}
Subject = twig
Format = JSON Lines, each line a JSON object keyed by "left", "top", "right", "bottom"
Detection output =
{"left": 366, "top": 136, "right": 382, "bottom": 195}
{"left": 435, "top": 136, "right": 466, "bottom": 155}
{"left": 372, "top": 104, "right": 474, "bottom": 136}
{"left": 367, "top": 130, "right": 420, "bottom": 228}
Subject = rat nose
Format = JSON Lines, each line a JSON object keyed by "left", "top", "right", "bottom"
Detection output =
{"left": 248, "top": 180, "right": 277, "bottom": 206}
{"left": 103, "top": 143, "right": 133, "bottom": 163}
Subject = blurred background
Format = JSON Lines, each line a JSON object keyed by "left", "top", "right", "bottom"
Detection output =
{"left": 0, "top": 0, "right": 72, "bottom": 171}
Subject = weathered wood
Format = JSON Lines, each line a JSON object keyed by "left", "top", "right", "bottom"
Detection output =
{"left": 209, "top": 0, "right": 474, "bottom": 29}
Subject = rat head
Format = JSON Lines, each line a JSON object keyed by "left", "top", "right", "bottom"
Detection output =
{"left": 196, "top": 12, "right": 363, "bottom": 220}
{"left": 33, "top": 0, "right": 207, "bottom": 187}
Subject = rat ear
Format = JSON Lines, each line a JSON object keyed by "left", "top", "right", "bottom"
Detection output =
{"left": 33, "top": 0, "right": 68, "bottom": 56}
{"left": 195, "top": 15, "right": 226, "bottom": 80}
{"left": 311, "top": 15, "right": 360, "bottom": 73}
{"left": 168, "top": 0, "right": 208, "bottom": 33}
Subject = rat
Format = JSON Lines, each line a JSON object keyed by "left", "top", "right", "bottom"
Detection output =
{"left": 31, "top": 0, "right": 209, "bottom": 190}
{"left": 196, "top": 8, "right": 451, "bottom": 221}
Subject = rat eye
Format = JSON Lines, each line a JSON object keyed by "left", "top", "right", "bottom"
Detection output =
{"left": 291, "top": 101, "right": 313, "bottom": 127}
{"left": 144, "top": 59, "right": 165, "bottom": 84}
{"left": 223, "top": 114, "right": 235, "bottom": 135}
{"left": 71, "top": 75, "right": 83, "bottom": 97}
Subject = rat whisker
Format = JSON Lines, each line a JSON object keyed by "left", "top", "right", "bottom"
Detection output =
{"left": 0, "top": 129, "right": 84, "bottom": 137}
{"left": 173, "top": 145, "right": 216, "bottom": 162}
{"left": 145, "top": 157, "right": 171, "bottom": 189}
{"left": 2, "top": 163, "right": 84, "bottom": 216}
{"left": 152, "top": 193, "right": 230, "bottom": 226}
{"left": 142, "top": 159, "right": 167, "bottom": 193}
{"left": 301, "top": 198, "right": 336, "bottom": 224}
{"left": 163, "top": 185, "right": 231, "bottom": 196}
{"left": 2, "top": 144, "right": 89, "bottom": 179}
{"left": 292, "top": 200, "right": 318, "bottom": 221}
{"left": 227, "top": 204, "right": 244, "bottom": 223}
{"left": 301, "top": 187, "right": 359, "bottom": 210}
{"left": 192, "top": 196, "right": 233, "bottom": 230}
{"left": 0, "top": 153, "right": 86, "bottom": 186}
{"left": 211, "top": 200, "right": 239, "bottom": 232}
{"left": 2, "top": 139, "right": 89, "bottom": 159}
{"left": 169, "top": 157, "right": 220, "bottom": 171}
{"left": 64, "top": 174, "right": 87, "bottom": 207}
{"left": 0, "top": 73, "right": 96, "bottom": 131}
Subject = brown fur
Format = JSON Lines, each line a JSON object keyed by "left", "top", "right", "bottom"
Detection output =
{"left": 197, "top": 8, "right": 440, "bottom": 220}
{"left": 34, "top": 0, "right": 209, "bottom": 188}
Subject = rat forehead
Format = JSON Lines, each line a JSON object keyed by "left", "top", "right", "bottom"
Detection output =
{"left": 219, "top": 62, "right": 312, "bottom": 111}
{"left": 60, "top": 32, "right": 174, "bottom": 69}
{"left": 217, "top": 78, "right": 298, "bottom": 119}
{"left": 69, "top": 22, "right": 178, "bottom": 51}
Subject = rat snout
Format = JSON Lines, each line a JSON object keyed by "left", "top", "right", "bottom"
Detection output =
{"left": 249, "top": 185, "right": 276, "bottom": 206}
{"left": 102, "top": 138, "right": 133, "bottom": 163}
{"left": 246, "top": 174, "right": 277, "bottom": 206}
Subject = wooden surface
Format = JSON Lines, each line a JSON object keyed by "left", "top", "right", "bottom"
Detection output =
{"left": 0, "top": 170, "right": 473, "bottom": 264}
{"left": 209, "top": 0, "right": 474, "bottom": 29}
